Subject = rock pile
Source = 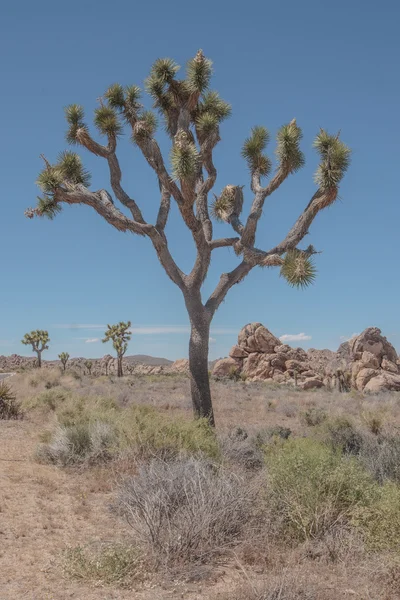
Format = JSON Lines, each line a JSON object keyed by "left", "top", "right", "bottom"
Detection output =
{"left": 212, "top": 323, "right": 400, "bottom": 393}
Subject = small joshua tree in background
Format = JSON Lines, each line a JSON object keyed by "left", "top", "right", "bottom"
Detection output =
{"left": 102, "top": 321, "right": 132, "bottom": 378}
{"left": 58, "top": 352, "right": 70, "bottom": 372}
{"left": 21, "top": 330, "right": 50, "bottom": 368}
{"left": 84, "top": 360, "right": 93, "bottom": 375}
{"left": 27, "top": 50, "right": 352, "bottom": 425}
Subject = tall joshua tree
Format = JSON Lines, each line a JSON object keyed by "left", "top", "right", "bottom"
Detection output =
{"left": 26, "top": 51, "right": 351, "bottom": 426}
{"left": 21, "top": 330, "right": 50, "bottom": 368}
{"left": 102, "top": 321, "right": 132, "bottom": 377}
{"left": 58, "top": 352, "right": 70, "bottom": 372}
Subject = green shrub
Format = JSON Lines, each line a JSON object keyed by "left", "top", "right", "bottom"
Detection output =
{"left": 26, "top": 389, "right": 68, "bottom": 411}
{"left": 63, "top": 543, "right": 144, "bottom": 587}
{"left": 353, "top": 482, "right": 400, "bottom": 551}
{"left": 265, "top": 438, "right": 376, "bottom": 541}
{"left": 0, "top": 382, "right": 22, "bottom": 420}
{"left": 117, "top": 405, "right": 219, "bottom": 460}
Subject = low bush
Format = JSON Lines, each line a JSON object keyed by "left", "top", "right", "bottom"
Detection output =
{"left": 0, "top": 382, "right": 22, "bottom": 420}
{"left": 116, "top": 457, "right": 259, "bottom": 567}
{"left": 359, "top": 431, "right": 400, "bottom": 483}
{"left": 221, "top": 577, "right": 317, "bottom": 600}
{"left": 36, "top": 421, "right": 118, "bottom": 466}
{"left": 322, "top": 416, "right": 363, "bottom": 455}
{"left": 300, "top": 407, "right": 327, "bottom": 427}
{"left": 265, "top": 438, "right": 376, "bottom": 541}
{"left": 63, "top": 542, "right": 144, "bottom": 587}
{"left": 353, "top": 482, "right": 400, "bottom": 551}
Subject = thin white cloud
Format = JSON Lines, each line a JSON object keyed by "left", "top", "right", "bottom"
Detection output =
{"left": 279, "top": 333, "right": 312, "bottom": 342}
{"left": 57, "top": 324, "right": 238, "bottom": 336}
{"left": 85, "top": 338, "right": 100, "bottom": 344}
{"left": 54, "top": 324, "right": 106, "bottom": 330}
{"left": 209, "top": 337, "right": 217, "bottom": 344}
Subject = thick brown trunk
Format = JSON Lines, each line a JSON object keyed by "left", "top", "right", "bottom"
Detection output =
{"left": 117, "top": 356, "right": 123, "bottom": 377}
{"left": 37, "top": 352, "right": 42, "bottom": 368}
{"left": 186, "top": 297, "right": 214, "bottom": 426}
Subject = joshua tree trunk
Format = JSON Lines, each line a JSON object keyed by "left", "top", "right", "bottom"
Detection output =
{"left": 37, "top": 351, "right": 42, "bottom": 368}
{"left": 117, "top": 356, "right": 123, "bottom": 377}
{"left": 186, "top": 297, "right": 214, "bottom": 426}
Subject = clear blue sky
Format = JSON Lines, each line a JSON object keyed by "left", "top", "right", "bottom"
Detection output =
{"left": 1, "top": 0, "right": 399, "bottom": 361}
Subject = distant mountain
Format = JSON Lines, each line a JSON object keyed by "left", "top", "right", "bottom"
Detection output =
{"left": 124, "top": 354, "right": 173, "bottom": 366}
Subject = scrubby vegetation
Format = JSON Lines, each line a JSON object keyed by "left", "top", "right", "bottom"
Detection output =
{"left": 3, "top": 369, "right": 400, "bottom": 598}
{"left": 0, "top": 381, "right": 22, "bottom": 419}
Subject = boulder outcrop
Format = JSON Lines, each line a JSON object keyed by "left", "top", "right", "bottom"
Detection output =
{"left": 212, "top": 323, "right": 400, "bottom": 393}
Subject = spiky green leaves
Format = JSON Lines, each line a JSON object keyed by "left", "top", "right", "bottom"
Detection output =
{"left": 242, "top": 126, "right": 272, "bottom": 176}
{"left": 276, "top": 120, "right": 305, "bottom": 173}
{"left": 280, "top": 249, "right": 317, "bottom": 289}
{"left": 132, "top": 111, "right": 158, "bottom": 143}
{"left": 35, "top": 152, "right": 90, "bottom": 219}
{"left": 94, "top": 105, "right": 122, "bottom": 137}
{"left": 21, "top": 330, "right": 50, "bottom": 350}
{"left": 211, "top": 185, "right": 244, "bottom": 222}
{"left": 198, "top": 91, "right": 231, "bottom": 122}
{"left": 314, "top": 130, "right": 351, "bottom": 190}
{"left": 57, "top": 151, "right": 91, "bottom": 186}
{"left": 65, "top": 104, "right": 87, "bottom": 145}
{"left": 151, "top": 58, "right": 180, "bottom": 84}
{"left": 102, "top": 321, "right": 132, "bottom": 358}
{"left": 104, "top": 83, "right": 125, "bottom": 109}
{"left": 170, "top": 130, "right": 199, "bottom": 180}
{"left": 186, "top": 50, "right": 213, "bottom": 94}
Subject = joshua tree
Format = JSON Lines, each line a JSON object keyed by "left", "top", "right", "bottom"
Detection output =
{"left": 26, "top": 51, "right": 351, "bottom": 425}
{"left": 21, "top": 330, "right": 50, "bottom": 368}
{"left": 58, "top": 352, "right": 70, "bottom": 371}
{"left": 84, "top": 360, "right": 93, "bottom": 375}
{"left": 102, "top": 321, "right": 131, "bottom": 377}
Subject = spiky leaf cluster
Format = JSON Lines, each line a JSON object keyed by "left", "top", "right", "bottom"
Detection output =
{"left": 280, "top": 249, "right": 317, "bottom": 289}
{"left": 94, "top": 105, "right": 122, "bottom": 137}
{"left": 36, "top": 151, "right": 90, "bottom": 219}
{"left": 21, "top": 330, "right": 50, "bottom": 350}
{"left": 102, "top": 321, "right": 132, "bottom": 358}
{"left": 151, "top": 58, "right": 180, "bottom": 84}
{"left": 57, "top": 151, "right": 91, "bottom": 187}
{"left": 65, "top": 104, "right": 87, "bottom": 145}
{"left": 314, "top": 130, "right": 351, "bottom": 190}
{"left": 186, "top": 50, "right": 213, "bottom": 93}
{"left": 132, "top": 111, "right": 158, "bottom": 143}
{"left": 171, "top": 131, "right": 199, "bottom": 180}
{"left": 276, "top": 120, "right": 305, "bottom": 173}
{"left": 242, "top": 126, "right": 272, "bottom": 176}
{"left": 198, "top": 91, "right": 231, "bottom": 122}
{"left": 211, "top": 185, "right": 243, "bottom": 222}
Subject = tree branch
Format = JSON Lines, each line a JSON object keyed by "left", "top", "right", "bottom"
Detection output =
{"left": 209, "top": 237, "right": 239, "bottom": 250}
{"left": 205, "top": 261, "right": 253, "bottom": 316}
{"left": 107, "top": 151, "right": 147, "bottom": 223}
{"left": 156, "top": 185, "right": 171, "bottom": 232}
{"left": 241, "top": 166, "right": 291, "bottom": 247}
{"left": 54, "top": 185, "right": 151, "bottom": 235}
{"left": 266, "top": 188, "right": 337, "bottom": 256}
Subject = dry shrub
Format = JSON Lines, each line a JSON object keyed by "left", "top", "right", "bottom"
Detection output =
{"left": 300, "top": 407, "right": 327, "bottom": 427}
{"left": 358, "top": 430, "right": 400, "bottom": 483}
{"left": 221, "top": 575, "right": 317, "bottom": 600}
{"left": 0, "top": 382, "right": 22, "bottom": 420}
{"left": 115, "top": 457, "right": 260, "bottom": 568}
{"left": 322, "top": 416, "right": 363, "bottom": 454}
{"left": 63, "top": 542, "right": 144, "bottom": 587}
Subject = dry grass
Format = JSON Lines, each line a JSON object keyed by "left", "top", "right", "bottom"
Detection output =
{"left": 2, "top": 369, "right": 400, "bottom": 599}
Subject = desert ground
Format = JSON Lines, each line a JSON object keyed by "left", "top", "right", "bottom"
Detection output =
{"left": 1, "top": 370, "right": 400, "bottom": 599}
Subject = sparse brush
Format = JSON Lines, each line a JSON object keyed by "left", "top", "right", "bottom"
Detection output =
{"left": 63, "top": 542, "right": 144, "bottom": 587}
{"left": 0, "top": 382, "right": 22, "bottom": 420}
{"left": 115, "top": 457, "right": 259, "bottom": 567}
